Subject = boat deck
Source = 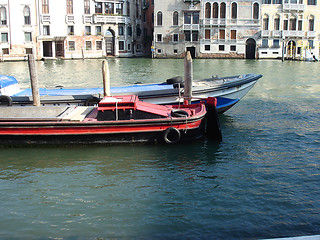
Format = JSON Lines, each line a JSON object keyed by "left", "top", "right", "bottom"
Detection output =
{"left": 0, "top": 106, "right": 95, "bottom": 122}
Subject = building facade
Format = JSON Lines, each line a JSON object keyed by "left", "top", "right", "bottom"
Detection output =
{"left": 258, "top": 0, "right": 320, "bottom": 60}
{"left": 0, "top": 0, "right": 145, "bottom": 61}
{"left": 153, "top": 0, "right": 261, "bottom": 59}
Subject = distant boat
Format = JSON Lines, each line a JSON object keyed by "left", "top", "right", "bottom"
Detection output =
{"left": 0, "top": 95, "right": 221, "bottom": 145}
{"left": 0, "top": 73, "right": 262, "bottom": 113}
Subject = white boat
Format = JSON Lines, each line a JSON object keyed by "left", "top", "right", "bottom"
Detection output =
{"left": 0, "top": 73, "right": 262, "bottom": 113}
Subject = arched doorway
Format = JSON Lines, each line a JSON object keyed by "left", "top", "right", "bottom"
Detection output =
{"left": 286, "top": 40, "right": 296, "bottom": 60}
{"left": 105, "top": 29, "right": 115, "bottom": 56}
{"left": 246, "top": 38, "right": 256, "bottom": 59}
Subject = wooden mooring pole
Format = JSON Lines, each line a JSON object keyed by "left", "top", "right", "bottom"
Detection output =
{"left": 184, "top": 51, "right": 193, "bottom": 104}
{"left": 27, "top": 54, "right": 40, "bottom": 106}
{"left": 102, "top": 60, "right": 111, "bottom": 97}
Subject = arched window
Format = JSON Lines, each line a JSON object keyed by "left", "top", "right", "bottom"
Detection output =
{"left": 253, "top": 3, "right": 259, "bottom": 20}
{"left": 263, "top": 15, "right": 269, "bottom": 30}
{"left": 213, "top": 3, "right": 219, "bottom": 19}
{"left": 0, "top": 7, "right": 7, "bottom": 25}
{"left": 289, "top": 15, "right": 296, "bottom": 30}
{"left": 231, "top": 3, "right": 237, "bottom": 19}
{"left": 157, "top": 11, "right": 162, "bottom": 26}
{"left": 309, "top": 15, "right": 314, "bottom": 31}
{"left": 274, "top": 14, "right": 280, "bottom": 30}
{"left": 67, "top": 0, "right": 73, "bottom": 14}
{"left": 173, "top": 11, "right": 178, "bottom": 25}
{"left": 205, "top": 3, "right": 211, "bottom": 18}
{"left": 84, "top": 0, "right": 90, "bottom": 14}
{"left": 220, "top": 3, "right": 226, "bottom": 19}
{"left": 23, "top": 6, "right": 31, "bottom": 25}
{"left": 42, "top": 0, "right": 49, "bottom": 14}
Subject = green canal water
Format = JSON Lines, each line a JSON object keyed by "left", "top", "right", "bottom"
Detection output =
{"left": 0, "top": 58, "right": 319, "bottom": 239}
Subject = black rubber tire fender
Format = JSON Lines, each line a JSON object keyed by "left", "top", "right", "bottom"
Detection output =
{"left": 0, "top": 95, "right": 13, "bottom": 106}
{"left": 171, "top": 109, "right": 189, "bottom": 118}
{"left": 163, "top": 127, "right": 181, "bottom": 144}
{"left": 166, "top": 76, "right": 183, "bottom": 85}
{"left": 85, "top": 96, "right": 100, "bottom": 106}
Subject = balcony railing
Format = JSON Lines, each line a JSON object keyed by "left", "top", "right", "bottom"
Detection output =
{"left": 93, "top": 14, "right": 129, "bottom": 24}
{"left": 66, "top": 15, "right": 75, "bottom": 24}
{"left": 183, "top": 24, "right": 200, "bottom": 31}
{"left": 261, "top": 30, "right": 270, "bottom": 37}
{"left": 201, "top": 18, "right": 260, "bottom": 26}
{"left": 307, "top": 31, "right": 317, "bottom": 37}
{"left": 41, "top": 14, "right": 50, "bottom": 23}
{"left": 282, "top": 30, "right": 305, "bottom": 37}
{"left": 83, "top": 15, "right": 92, "bottom": 24}
{"left": 272, "top": 30, "right": 282, "bottom": 37}
{"left": 283, "top": 3, "right": 305, "bottom": 11}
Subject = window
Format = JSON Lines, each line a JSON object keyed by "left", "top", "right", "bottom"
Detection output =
{"left": 184, "top": 12, "right": 199, "bottom": 24}
{"left": 263, "top": 16, "right": 269, "bottom": 30}
{"left": 136, "top": 24, "right": 141, "bottom": 36}
{"left": 283, "top": 19, "right": 288, "bottom": 30}
{"left": 173, "top": 33, "right": 179, "bottom": 42}
{"left": 84, "top": 0, "right": 90, "bottom": 14}
{"left": 0, "top": 7, "right": 7, "bottom": 25}
{"left": 205, "top": 29, "right": 210, "bottom": 39}
{"left": 1, "top": 33, "right": 8, "bottom": 42}
{"left": 85, "top": 41, "right": 92, "bottom": 50}
{"left": 173, "top": 11, "right": 178, "bottom": 26}
{"left": 105, "top": 3, "right": 114, "bottom": 14}
{"left": 273, "top": 39, "right": 280, "bottom": 48}
{"left": 253, "top": 3, "right": 259, "bottom": 19}
{"left": 67, "top": 0, "right": 73, "bottom": 14}
{"left": 274, "top": 17, "right": 280, "bottom": 30}
{"left": 231, "top": 30, "right": 236, "bottom": 39}
{"left": 24, "top": 32, "right": 32, "bottom": 42}
{"left": 262, "top": 39, "right": 268, "bottom": 47}
{"left": 308, "top": 40, "right": 314, "bottom": 48}
{"left": 43, "top": 25, "right": 50, "bottom": 35}
{"left": 115, "top": 3, "right": 123, "bottom": 15}
{"left": 174, "top": 49, "right": 178, "bottom": 54}
{"left": 42, "top": 0, "right": 49, "bottom": 14}
{"left": 157, "top": 49, "right": 162, "bottom": 54}
{"left": 95, "top": 2, "right": 102, "bottom": 14}
{"left": 127, "top": 1, "right": 130, "bottom": 16}
{"left": 219, "top": 29, "right": 225, "bottom": 39}
{"left": 219, "top": 45, "right": 225, "bottom": 51}
{"left": 273, "top": 0, "right": 282, "bottom": 3}
{"left": 192, "top": 31, "right": 198, "bottom": 41}
{"left": 2, "top": 48, "right": 9, "bottom": 54}
{"left": 230, "top": 45, "right": 236, "bottom": 51}
{"left": 184, "top": 12, "right": 191, "bottom": 24}
{"left": 289, "top": 17, "right": 296, "bottom": 30}
{"left": 119, "top": 41, "right": 125, "bottom": 50}
{"left": 307, "top": 0, "right": 316, "bottom": 5}
{"left": 157, "top": 34, "right": 162, "bottom": 42}
{"left": 127, "top": 26, "right": 132, "bottom": 36}
{"left": 157, "top": 11, "right": 162, "bottom": 26}
{"left": 298, "top": 20, "right": 302, "bottom": 30}
{"left": 26, "top": 48, "right": 33, "bottom": 54}
{"left": 205, "top": 45, "right": 210, "bottom": 51}
{"left": 263, "top": 0, "right": 271, "bottom": 3}
{"left": 68, "top": 25, "right": 74, "bottom": 35}
{"left": 95, "top": 26, "right": 101, "bottom": 35}
{"left": 85, "top": 26, "right": 91, "bottom": 35}
{"left": 309, "top": 17, "right": 314, "bottom": 31}
{"left": 205, "top": 3, "right": 211, "bottom": 18}
{"left": 231, "top": 3, "right": 237, "bottom": 19}
{"left": 185, "top": 31, "right": 191, "bottom": 41}
{"left": 220, "top": 3, "right": 226, "bottom": 19}
{"left": 24, "top": 6, "right": 31, "bottom": 25}
{"left": 118, "top": 25, "right": 124, "bottom": 35}
{"left": 128, "top": 43, "right": 131, "bottom": 51}
{"left": 96, "top": 40, "right": 102, "bottom": 50}
{"left": 213, "top": 3, "right": 219, "bottom": 19}
{"left": 68, "top": 41, "right": 75, "bottom": 51}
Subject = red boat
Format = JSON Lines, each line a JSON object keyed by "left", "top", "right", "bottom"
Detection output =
{"left": 0, "top": 95, "right": 221, "bottom": 145}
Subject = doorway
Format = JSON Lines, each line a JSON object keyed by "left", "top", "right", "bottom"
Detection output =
{"left": 43, "top": 41, "right": 53, "bottom": 57}
{"left": 186, "top": 47, "right": 196, "bottom": 59}
{"left": 55, "top": 41, "right": 65, "bottom": 58}
{"left": 105, "top": 29, "right": 115, "bottom": 56}
{"left": 246, "top": 38, "right": 256, "bottom": 59}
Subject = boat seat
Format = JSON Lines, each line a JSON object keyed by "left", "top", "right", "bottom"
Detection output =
{"left": 61, "top": 106, "right": 95, "bottom": 122}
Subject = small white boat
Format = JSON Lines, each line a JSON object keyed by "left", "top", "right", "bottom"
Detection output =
{"left": 0, "top": 73, "right": 262, "bottom": 113}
